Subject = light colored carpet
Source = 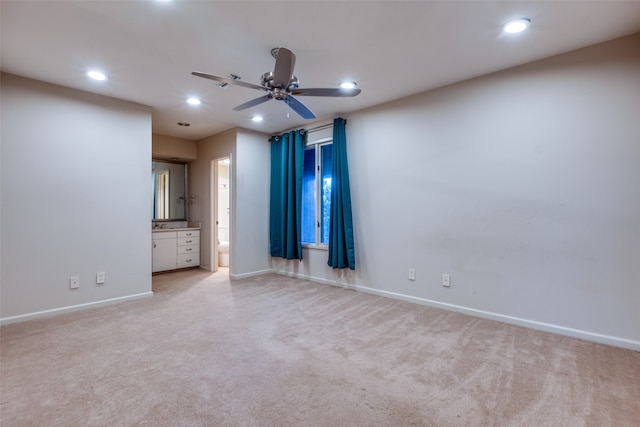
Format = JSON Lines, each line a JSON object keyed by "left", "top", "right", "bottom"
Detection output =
{"left": 1, "top": 269, "right": 639, "bottom": 426}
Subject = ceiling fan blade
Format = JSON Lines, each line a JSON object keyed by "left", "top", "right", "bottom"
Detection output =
{"left": 283, "top": 96, "right": 316, "bottom": 119}
{"left": 272, "top": 47, "right": 295, "bottom": 88}
{"left": 291, "top": 87, "right": 362, "bottom": 97}
{"left": 192, "top": 72, "right": 267, "bottom": 92}
{"left": 233, "top": 94, "right": 272, "bottom": 111}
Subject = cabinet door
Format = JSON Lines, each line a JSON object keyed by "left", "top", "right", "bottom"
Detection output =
{"left": 152, "top": 238, "right": 177, "bottom": 272}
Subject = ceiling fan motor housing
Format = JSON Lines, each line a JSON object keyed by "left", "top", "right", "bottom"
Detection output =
{"left": 260, "top": 71, "right": 299, "bottom": 95}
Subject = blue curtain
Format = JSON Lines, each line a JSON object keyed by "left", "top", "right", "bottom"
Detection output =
{"left": 270, "top": 129, "right": 306, "bottom": 260}
{"left": 328, "top": 118, "right": 355, "bottom": 269}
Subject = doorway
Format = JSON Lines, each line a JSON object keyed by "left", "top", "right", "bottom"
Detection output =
{"left": 213, "top": 157, "right": 231, "bottom": 272}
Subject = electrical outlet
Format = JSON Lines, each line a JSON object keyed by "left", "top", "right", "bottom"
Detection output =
{"left": 442, "top": 274, "right": 451, "bottom": 287}
{"left": 70, "top": 276, "right": 80, "bottom": 289}
{"left": 408, "top": 268, "right": 416, "bottom": 281}
{"left": 96, "top": 272, "right": 106, "bottom": 284}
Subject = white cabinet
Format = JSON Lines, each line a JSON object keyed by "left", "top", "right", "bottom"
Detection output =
{"left": 152, "top": 231, "right": 177, "bottom": 272}
{"left": 152, "top": 229, "right": 200, "bottom": 272}
{"left": 177, "top": 230, "right": 200, "bottom": 269}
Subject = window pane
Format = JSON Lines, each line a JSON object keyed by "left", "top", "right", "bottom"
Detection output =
{"left": 301, "top": 147, "right": 316, "bottom": 244}
{"left": 320, "top": 144, "right": 332, "bottom": 244}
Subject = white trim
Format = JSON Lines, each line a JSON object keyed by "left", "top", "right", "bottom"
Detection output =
{"left": 0, "top": 292, "right": 154, "bottom": 326}
{"left": 305, "top": 136, "right": 332, "bottom": 146}
{"left": 354, "top": 286, "right": 640, "bottom": 352}
{"left": 273, "top": 270, "right": 341, "bottom": 287}
{"left": 269, "top": 270, "right": 640, "bottom": 352}
{"left": 301, "top": 243, "right": 328, "bottom": 251}
{"left": 210, "top": 159, "right": 219, "bottom": 273}
{"left": 230, "top": 269, "right": 274, "bottom": 280}
{"left": 211, "top": 155, "right": 232, "bottom": 274}
{"left": 302, "top": 139, "right": 333, "bottom": 246}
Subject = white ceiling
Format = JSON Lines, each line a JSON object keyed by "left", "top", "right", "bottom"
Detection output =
{"left": 2, "top": 1, "right": 640, "bottom": 140}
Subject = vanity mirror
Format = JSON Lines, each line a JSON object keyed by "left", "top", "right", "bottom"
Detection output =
{"left": 152, "top": 160, "right": 187, "bottom": 221}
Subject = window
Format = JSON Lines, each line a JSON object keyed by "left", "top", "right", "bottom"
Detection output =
{"left": 301, "top": 140, "right": 332, "bottom": 246}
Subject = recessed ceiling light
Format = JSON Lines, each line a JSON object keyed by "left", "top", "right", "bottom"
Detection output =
{"left": 252, "top": 115, "right": 264, "bottom": 122}
{"left": 187, "top": 97, "right": 201, "bottom": 106}
{"left": 87, "top": 70, "right": 107, "bottom": 81}
{"left": 503, "top": 18, "right": 531, "bottom": 34}
{"left": 340, "top": 81, "right": 357, "bottom": 89}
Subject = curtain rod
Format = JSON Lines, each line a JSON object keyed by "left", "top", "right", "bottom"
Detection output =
{"left": 277, "top": 122, "right": 331, "bottom": 136}
{"left": 308, "top": 118, "right": 347, "bottom": 132}
{"left": 272, "top": 119, "right": 346, "bottom": 138}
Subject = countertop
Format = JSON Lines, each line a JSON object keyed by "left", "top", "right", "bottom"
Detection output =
{"left": 152, "top": 227, "right": 200, "bottom": 232}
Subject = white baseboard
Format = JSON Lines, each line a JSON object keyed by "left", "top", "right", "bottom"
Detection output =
{"left": 0, "top": 292, "right": 154, "bottom": 326}
{"left": 230, "top": 269, "right": 274, "bottom": 280}
{"left": 271, "top": 270, "right": 640, "bottom": 352}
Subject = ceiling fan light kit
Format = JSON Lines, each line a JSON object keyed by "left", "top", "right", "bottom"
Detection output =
{"left": 192, "top": 47, "right": 361, "bottom": 119}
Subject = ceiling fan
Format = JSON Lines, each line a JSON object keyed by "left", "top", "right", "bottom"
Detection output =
{"left": 192, "top": 47, "right": 361, "bottom": 119}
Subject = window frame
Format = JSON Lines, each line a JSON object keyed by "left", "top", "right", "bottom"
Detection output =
{"left": 301, "top": 136, "right": 332, "bottom": 250}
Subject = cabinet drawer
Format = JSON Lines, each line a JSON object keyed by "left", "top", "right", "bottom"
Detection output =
{"left": 178, "top": 237, "right": 198, "bottom": 246}
{"left": 178, "top": 230, "right": 200, "bottom": 238}
{"left": 177, "top": 253, "right": 199, "bottom": 268}
{"left": 178, "top": 244, "right": 199, "bottom": 255}
{"left": 152, "top": 231, "right": 178, "bottom": 239}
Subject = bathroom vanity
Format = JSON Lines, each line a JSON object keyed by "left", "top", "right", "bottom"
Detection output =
{"left": 151, "top": 159, "right": 199, "bottom": 272}
{"left": 152, "top": 228, "right": 200, "bottom": 273}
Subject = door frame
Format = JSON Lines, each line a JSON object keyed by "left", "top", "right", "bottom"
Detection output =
{"left": 210, "top": 155, "right": 232, "bottom": 272}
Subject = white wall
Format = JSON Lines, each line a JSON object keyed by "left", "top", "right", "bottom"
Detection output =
{"left": 271, "top": 34, "right": 640, "bottom": 350}
{"left": 233, "top": 129, "right": 271, "bottom": 278}
{"left": 191, "top": 128, "right": 270, "bottom": 277}
{"left": 191, "top": 129, "right": 236, "bottom": 271}
{"left": 1, "top": 74, "right": 153, "bottom": 321}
